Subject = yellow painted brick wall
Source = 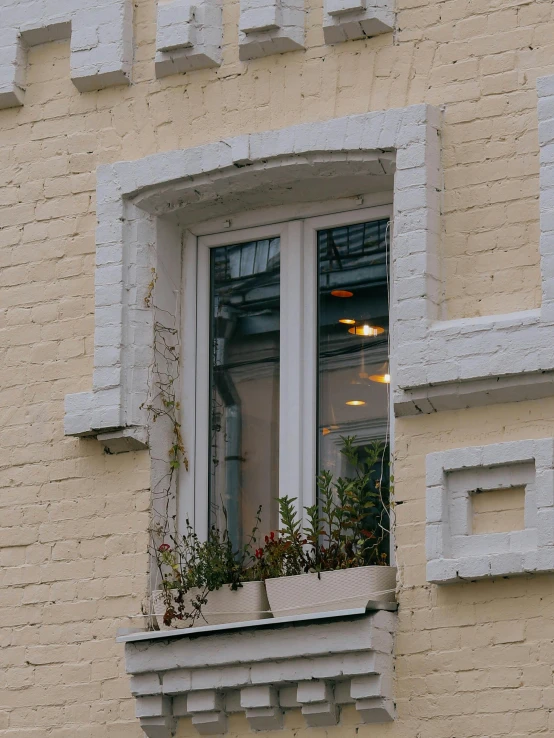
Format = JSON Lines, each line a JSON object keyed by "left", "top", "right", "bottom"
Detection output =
{"left": 1, "top": 0, "right": 554, "bottom": 735}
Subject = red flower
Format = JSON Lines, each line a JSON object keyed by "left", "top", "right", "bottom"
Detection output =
{"left": 255, "top": 548, "right": 264, "bottom": 559}
{"left": 270, "top": 531, "right": 275, "bottom": 541}
{"left": 158, "top": 543, "right": 171, "bottom": 552}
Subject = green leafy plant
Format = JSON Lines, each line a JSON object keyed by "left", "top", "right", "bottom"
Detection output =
{"left": 251, "top": 437, "right": 391, "bottom": 579}
{"left": 249, "top": 497, "right": 311, "bottom": 579}
{"left": 155, "top": 508, "right": 262, "bottom": 627}
{"left": 315, "top": 436, "right": 390, "bottom": 568}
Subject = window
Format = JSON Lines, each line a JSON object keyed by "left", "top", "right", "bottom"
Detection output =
{"left": 208, "top": 236, "right": 281, "bottom": 549}
{"left": 180, "top": 205, "right": 391, "bottom": 546}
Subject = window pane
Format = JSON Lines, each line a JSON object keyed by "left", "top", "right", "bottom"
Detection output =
{"left": 317, "top": 219, "right": 390, "bottom": 551}
{"left": 209, "top": 237, "right": 280, "bottom": 549}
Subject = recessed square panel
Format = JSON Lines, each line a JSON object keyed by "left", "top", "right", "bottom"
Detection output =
{"left": 426, "top": 439, "right": 554, "bottom": 583}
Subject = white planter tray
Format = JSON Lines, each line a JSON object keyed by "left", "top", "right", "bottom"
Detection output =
{"left": 153, "top": 580, "right": 271, "bottom": 629}
{"left": 265, "top": 565, "right": 397, "bottom": 618}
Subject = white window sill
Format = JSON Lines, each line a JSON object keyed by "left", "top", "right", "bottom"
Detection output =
{"left": 118, "top": 603, "right": 397, "bottom": 737}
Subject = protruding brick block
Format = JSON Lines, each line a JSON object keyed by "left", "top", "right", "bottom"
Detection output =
{"left": 238, "top": 0, "right": 304, "bottom": 60}
{"left": 0, "top": 0, "right": 132, "bottom": 109}
{"left": 155, "top": 0, "right": 222, "bottom": 76}
{"left": 323, "top": 0, "right": 394, "bottom": 45}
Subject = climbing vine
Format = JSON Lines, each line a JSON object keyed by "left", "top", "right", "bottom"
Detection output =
{"left": 141, "top": 268, "right": 188, "bottom": 624}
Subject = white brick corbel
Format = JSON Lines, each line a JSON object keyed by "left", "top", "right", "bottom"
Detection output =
{"left": 155, "top": 0, "right": 222, "bottom": 76}
{"left": 322, "top": 0, "right": 394, "bottom": 45}
{"left": 136, "top": 696, "right": 177, "bottom": 738}
{"left": 238, "top": 0, "right": 305, "bottom": 60}
{"left": 188, "top": 691, "right": 227, "bottom": 735}
{"left": 351, "top": 673, "right": 395, "bottom": 722}
{"left": 120, "top": 609, "right": 397, "bottom": 735}
{"left": 355, "top": 698, "right": 395, "bottom": 723}
{"left": 0, "top": 0, "right": 133, "bottom": 109}
{"left": 297, "top": 681, "right": 338, "bottom": 727}
{"left": 241, "top": 686, "right": 283, "bottom": 731}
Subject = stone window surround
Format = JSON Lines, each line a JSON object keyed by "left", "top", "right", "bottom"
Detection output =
{"left": 64, "top": 101, "right": 442, "bottom": 446}
{"left": 65, "top": 76, "right": 554, "bottom": 451}
{"left": 426, "top": 437, "right": 554, "bottom": 584}
{"left": 117, "top": 606, "right": 397, "bottom": 738}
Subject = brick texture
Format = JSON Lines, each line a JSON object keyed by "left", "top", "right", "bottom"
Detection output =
{"left": 2, "top": 0, "right": 554, "bottom": 736}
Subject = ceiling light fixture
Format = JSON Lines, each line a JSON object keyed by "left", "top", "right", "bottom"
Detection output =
{"left": 339, "top": 318, "right": 356, "bottom": 325}
{"left": 346, "top": 400, "right": 366, "bottom": 406}
{"left": 368, "top": 361, "right": 391, "bottom": 384}
{"left": 331, "top": 289, "right": 353, "bottom": 298}
{"left": 348, "top": 324, "right": 385, "bottom": 337}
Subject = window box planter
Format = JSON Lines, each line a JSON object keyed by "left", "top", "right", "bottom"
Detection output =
{"left": 153, "top": 581, "right": 271, "bottom": 629}
{"left": 265, "top": 565, "right": 397, "bottom": 618}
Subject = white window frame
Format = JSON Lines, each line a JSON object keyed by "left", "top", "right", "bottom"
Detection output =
{"left": 179, "top": 201, "right": 393, "bottom": 539}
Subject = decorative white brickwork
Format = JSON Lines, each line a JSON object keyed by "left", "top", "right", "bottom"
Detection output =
{"left": 238, "top": 0, "right": 305, "bottom": 60}
{"left": 394, "top": 76, "right": 554, "bottom": 415}
{"left": 64, "top": 102, "right": 441, "bottom": 444}
{"left": 118, "top": 610, "right": 397, "bottom": 737}
{"left": 426, "top": 438, "right": 554, "bottom": 584}
{"left": 155, "top": 0, "right": 222, "bottom": 76}
{"left": 64, "top": 74, "right": 554, "bottom": 449}
{"left": 0, "top": 0, "right": 133, "bottom": 108}
{"left": 322, "top": 0, "right": 394, "bottom": 45}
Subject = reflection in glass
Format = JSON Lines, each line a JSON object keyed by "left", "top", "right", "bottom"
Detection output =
{"left": 209, "top": 237, "right": 280, "bottom": 549}
{"left": 317, "top": 219, "right": 390, "bottom": 549}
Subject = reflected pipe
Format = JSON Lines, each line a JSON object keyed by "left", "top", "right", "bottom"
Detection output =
{"left": 213, "top": 303, "right": 242, "bottom": 552}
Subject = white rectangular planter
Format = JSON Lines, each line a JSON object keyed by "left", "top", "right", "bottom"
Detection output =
{"left": 153, "top": 581, "right": 271, "bottom": 629}
{"left": 265, "top": 566, "right": 397, "bottom": 618}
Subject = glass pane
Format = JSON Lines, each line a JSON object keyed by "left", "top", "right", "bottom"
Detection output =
{"left": 209, "top": 237, "right": 280, "bottom": 549}
{"left": 317, "top": 219, "right": 390, "bottom": 555}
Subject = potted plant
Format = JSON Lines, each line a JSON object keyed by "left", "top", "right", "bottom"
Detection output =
{"left": 257, "top": 438, "right": 396, "bottom": 618}
{"left": 152, "top": 513, "right": 270, "bottom": 629}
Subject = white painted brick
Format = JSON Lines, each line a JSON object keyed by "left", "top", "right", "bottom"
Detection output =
{"left": 301, "top": 701, "right": 338, "bottom": 727}
{"left": 0, "top": 0, "right": 132, "bottom": 107}
{"left": 245, "top": 707, "right": 283, "bottom": 731}
{"left": 238, "top": 0, "right": 304, "bottom": 60}
{"left": 155, "top": 0, "right": 222, "bottom": 76}
{"left": 191, "top": 712, "right": 227, "bottom": 735}
{"left": 355, "top": 697, "right": 395, "bottom": 723}
{"left": 188, "top": 691, "right": 223, "bottom": 713}
{"left": 241, "top": 686, "right": 278, "bottom": 709}
{"left": 350, "top": 675, "right": 381, "bottom": 700}
{"left": 488, "top": 553, "right": 524, "bottom": 577}
{"left": 135, "top": 695, "right": 172, "bottom": 719}
{"left": 131, "top": 673, "right": 162, "bottom": 696}
{"left": 296, "top": 681, "right": 331, "bottom": 704}
{"left": 426, "top": 558, "right": 459, "bottom": 583}
{"left": 537, "top": 508, "right": 554, "bottom": 547}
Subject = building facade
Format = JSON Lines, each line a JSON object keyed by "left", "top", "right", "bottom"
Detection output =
{"left": 1, "top": 0, "right": 554, "bottom": 736}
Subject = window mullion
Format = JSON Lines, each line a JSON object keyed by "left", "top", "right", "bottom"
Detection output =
{"left": 278, "top": 220, "right": 306, "bottom": 522}
{"left": 301, "top": 220, "right": 318, "bottom": 520}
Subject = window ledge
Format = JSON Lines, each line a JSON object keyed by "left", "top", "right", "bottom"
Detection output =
{"left": 118, "top": 604, "right": 397, "bottom": 737}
